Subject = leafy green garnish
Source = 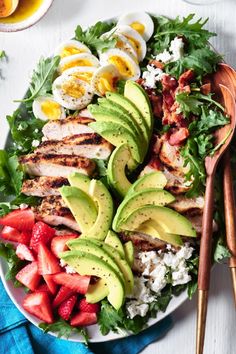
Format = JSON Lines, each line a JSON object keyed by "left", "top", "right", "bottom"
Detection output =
{"left": 75, "top": 21, "right": 117, "bottom": 54}
{"left": 39, "top": 319, "right": 89, "bottom": 344}
{"left": 0, "top": 150, "right": 23, "bottom": 197}
{"left": 98, "top": 300, "right": 124, "bottom": 335}
{"left": 0, "top": 50, "right": 6, "bottom": 59}
{"left": 0, "top": 242, "right": 26, "bottom": 287}
{"left": 16, "top": 56, "right": 60, "bottom": 104}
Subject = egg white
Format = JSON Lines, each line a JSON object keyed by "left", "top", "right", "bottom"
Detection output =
{"left": 90, "top": 64, "right": 121, "bottom": 96}
{"left": 117, "top": 12, "right": 154, "bottom": 41}
{"left": 58, "top": 53, "right": 100, "bottom": 74}
{"left": 116, "top": 25, "right": 147, "bottom": 62}
{"left": 62, "top": 66, "right": 97, "bottom": 84}
{"left": 32, "top": 95, "right": 66, "bottom": 121}
{"left": 54, "top": 39, "right": 91, "bottom": 58}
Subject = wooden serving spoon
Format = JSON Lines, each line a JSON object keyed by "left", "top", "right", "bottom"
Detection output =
{"left": 0, "top": 0, "right": 19, "bottom": 18}
{"left": 196, "top": 82, "right": 236, "bottom": 354}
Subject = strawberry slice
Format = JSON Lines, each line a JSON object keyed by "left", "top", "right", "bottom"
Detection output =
{"left": 79, "top": 298, "right": 100, "bottom": 314}
{"left": 16, "top": 244, "right": 35, "bottom": 261}
{"left": 23, "top": 291, "right": 54, "bottom": 323}
{"left": 0, "top": 209, "right": 34, "bottom": 231}
{"left": 51, "top": 234, "right": 77, "bottom": 258}
{"left": 58, "top": 295, "right": 77, "bottom": 321}
{"left": 36, "top": 284, "right": 50, "bottom": 293}
{"left": 16, "top": 261, "right": 41, "bottom": 291}
{"left": 0, "top": 226, "right": 31, "bottom": 244}
{"left": 70, "top": 312, "right": 97, "bottom": 327}
{"left": 43, "top": 274, "right": 58, "bottom": 295}
{"left": 53, "top": 286, "right": 75, "bottom": 308}
{"left": 52, "top": 273, "right": 90, "bottom": 294}
{"left": 38, "top": 243, "right": 61, "bottom": 275}
{"left": 30, "top": 222, "right": 56, "bottom": 252}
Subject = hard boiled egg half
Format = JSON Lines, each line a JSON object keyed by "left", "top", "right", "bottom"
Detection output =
{"left": 54, "top": 39, "right": 91, "bottom": 58}
{"left": 116, "top": 25, "right": 147, "bottom": 62}
{"left": 62, "top": 66, "right": 97, "bottom": 84}
{"left": 100, "top": 48, "right": 140, "bottom": 81}
{"left": 58, "top": 53, "right": 100, "bottom": 74}
{"left": 90, "top": 64, "right": 121, "bottom": 96}
{"left": 32, "top": 95, "right": 66, "bottom": 121}
{"left": 52, "top": 74, "right": 93, "bottom": 110}
{"left": 117, "top": 12, "right": 154, "bottom": 41}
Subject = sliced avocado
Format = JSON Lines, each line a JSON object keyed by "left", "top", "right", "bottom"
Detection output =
{"left": 80, "top": 179, "right": 113, "bottom": 240}
{"left": 68, "top": 172, "right": 90, "bottom": 193}
{"left": 105, "top": 230, "right": 125, "bottom": 258}
{"left": 123, "top": 241, "right": 134, "bottom": 266}
{"left": 124, "top": 80, "right": 153, "bottom": 135}
{"left": 107, "top": 144, "right": 132, "bottom": 197}
{"left": 113, "top": 188, "right": 175, "bottom": 231}
{"left": 65, "top": 238, "right": 124, "bottom": 285}
{"left": 61, "top": 250, "right": 125, "bottom": 310}
{"left": 137, "top": 220, "right": 183, "bottom": 246}
{"left": 127, "top": 171, "right": 167, "bottom": 196}
{"left": 106, "top": 92, "right": 150, "bottom": 144}
{"left": 89, "top": 121, "right": 142, "bottom": 167}
{"left": 86, "top": 279, "right": 109, "bottom": 303}
{"left": 117, "top": 205, "right": 197, "bottom": 237}
{"left": 59, "top": 186, "right": 97, "bottom": 233}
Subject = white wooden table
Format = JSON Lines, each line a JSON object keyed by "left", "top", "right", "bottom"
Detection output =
{"left": 0, "top": 1, "right": 236, "bottom": 353}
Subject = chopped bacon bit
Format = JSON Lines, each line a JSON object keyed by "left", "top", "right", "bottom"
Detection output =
{"left": 168, "top": 128, "right": 189, "bottom": 146}
{"left": 162, "top": 74, "right": 178, "bottom": 91}
{"left": 149, "top": 156, "right": 163, "bottom": 170}
{"left": 149, "top": 60, "right": 164, "bottom": 70}
{"left": 136, "top": 78, "right": 145, "bottom": 86}
{"left": 151, "top": 135, "right": 162, "bottom": 154}
{"left": 178, "top": 69, "right": 195, "bottom": 89}
{"left": 149, "top": 93, "right": 163, "bottom": 118}
{"left": 200, "top": 82, "right": 211, "bottom": 95}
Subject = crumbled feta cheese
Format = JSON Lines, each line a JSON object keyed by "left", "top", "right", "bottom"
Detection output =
{"left": 142, "top": 64, "right": 165, "bottom": 88}
{"left": 60, "top": 259, "right": 67, "bottom": 267}
{"left": 128, "top": 276, "right": 155, "bottom": 303}
{"left": 155, "top": 49, "right": 173, "bottom": 64}
{"left": 169, "top": 37, "right": 184, "bottom": 61}
{"left": 149, "top": 263, "right": 167, "bottom": 293}
{"left": 126, "top": 301, "right": 149, "bottom": 319}
{"left": 19, "top": 203, "right": 28, "bottom": 210}
{"left": 65, "top": 265, "right": 76, "bottom": 274}
{"left": 32, "top": 139, "right": 40, "bottom": 147}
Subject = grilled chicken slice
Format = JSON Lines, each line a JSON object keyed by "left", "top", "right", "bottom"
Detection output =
{"left": 33, "top": 196, "right": 81, "bottom": 232}
{"left": 19, "top": 153, "right": 96, "bottom": 178}
{"left": 120, "top": 232, "right": 166, "bottom": 252}
{"left": 185, "top": 214, "right": 218, "bottom": 235}
{"left": 35, "top": 134, "right": 113, "bottom": 160}
{"left": 22, "top": 176, "right": 69, "bottom": 197}
{"left": 159, "top": 140, "right": 190, "bottom": 176}
{"left": 42, "top": 116, "right": 94, "bottom": 141}
{"left": 170, "top": 195, "right": 205, "bottom": 214}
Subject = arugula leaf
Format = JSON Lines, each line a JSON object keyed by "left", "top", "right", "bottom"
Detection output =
{"left": 7, "top": 109, "right": 45, "bottom": 154}
{"left": 98, "top": 300, "right": 123, "bottom": 335}
{"left": 213, "top": 235, "right": 231, "bottom": 262}
{"left": 16, "top": 56, "right": 60, "bottom": 103}
{"left": 0, "top": 150, "right": 23, "bottom": 197}
{"left": 187, "top": 281, "right": 197, "bottom": 299}
{"left": 176, "top": 92, "right": 203, "bottom": 116}
{"left": 0, "top": 242, "right": 26, "bottom": 287}
{"left": 39, "top": 319, "right": 89, "bottom": 344}
{"left": 0, "top": 203, "right": 11, "bottom": 217}
{"left": 75, "top": 21, "right": 117, "bottom": 54}
{"left": 149, "top": 287, "right": 172, "bottom": 316}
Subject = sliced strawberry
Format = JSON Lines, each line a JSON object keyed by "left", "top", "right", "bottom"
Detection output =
{"left": 30, "top": 222, "right": 56, "bottom": 252}
{"left": 16, "top": 244, "right": 35, "bottom": 261}
{"left": 23, "top": 291, "right": 53, "bottom": 324}
{"left": 58, "top": 295, "right": 77, "bottom": 321}
{"left": 36, "top": 284, "right": 50, "bottom": 293}
{"left": 16, "top": 261, "right": 41, "bottom": 291}
{"left": 38, "top": 243, "right": 61, "bottom": 275}
{"left": 0, "top": 226, "right": 31, "bottom": 244}
{"left": 70, "top": 312, "right": 97, "bottom": 327}
{"left": 51, "top": 234, "right": 77, "bottom": 258}
{"left": 53, "top": 286, "right": 75, "bottom": 308}
{"left": 52, "top": 273, "right": 90, "bottom": 294}
{"left": 79, "top": 298, "right": 100, "bottom": 313}
{"left": 0, "top": 209, "right": 34, "bottom": 231}
{"left": 43, "top": 274, "right": 58, "bottom": 295}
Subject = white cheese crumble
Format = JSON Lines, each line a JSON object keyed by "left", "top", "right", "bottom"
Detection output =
{"left": 126, "top": 301, "right": 149, "bottom": 319}
{"left": 32, "top": 139, "right": 40, "bottom": 147}
{"left": 142, "top": 64, "right": 165, "bottom": 88}
{"left": 155, "top": 37, "right": 184, "bottom": 64}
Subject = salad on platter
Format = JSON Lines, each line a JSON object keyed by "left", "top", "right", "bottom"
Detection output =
{"left": 0, "top": 12, "right": 231, "bottom": 342}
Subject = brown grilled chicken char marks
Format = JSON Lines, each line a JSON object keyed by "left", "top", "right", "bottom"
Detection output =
{"left": 22, "top": 176, "right": 69, "bottom": 197}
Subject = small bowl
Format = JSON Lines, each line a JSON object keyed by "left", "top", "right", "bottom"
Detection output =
{"left": 0, "top": 0, "right": 54, "bottom": 32}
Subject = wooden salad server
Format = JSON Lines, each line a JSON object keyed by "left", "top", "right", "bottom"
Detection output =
{"left": 211, "top": 63, "right": 236, "bottom": 305}
{"left": 196, "top": 83, "right": 236, "bottom": 354}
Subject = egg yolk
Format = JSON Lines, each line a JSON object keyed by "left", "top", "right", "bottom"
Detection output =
{"left": 61, "top": 59, "right": 93, "bottom": 72}
{"left": 108, "top": 56, "right": 133, "bottom": 78}
{"left": 130, "top": 22, "right": 145, "bottom": 36}
{"left": 41, "top": 100, "right": 62, "bottom": 120}
{"left": 60, "top": 46, "right": 86, "bottom": 58}
{"left": 97, "top": 72, "right": 116, "bottom": 96}
{"left": 62, "top": 80, "right": 85, "bottom": 98}
{"left": 0, "top": 0, "right": 13, "bottom": 17}
{"left": 125, "top": 35, "right": 141, "bottom": 59}
{"left": 71, "top": 71, "right": 93, "bottom": 83}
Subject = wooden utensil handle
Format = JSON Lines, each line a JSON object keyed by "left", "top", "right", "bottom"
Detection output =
{"left": 223, "top": 151, "right": 236, "bottom": 257}
{"left": 198, "top": 174, "right": 215, "bottom": 290}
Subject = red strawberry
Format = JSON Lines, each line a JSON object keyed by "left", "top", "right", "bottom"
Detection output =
{"left": 36, "top": 284, "right": 50, "bottom": 293}
{"left": 16, "top": 244, "right": 35, "bottom": 261}
{"left": 43, "top": 274, "right": 58, "bottom": 295}
{"left": 58, "top": 295, "right": 77, "bottom": 321}
{"left": 52, "top": 273, "right": 90, "bottom": 294}
{"left": 70, "top": 312, "right": 97, "bottom": 327}
{"left": 23, "top": 291, "right": 53, "bottom": 324}
{"left": 51, "top": 235, "right": 77, "bottom": 258}
{"left": 38, "top": 243, "right": 61, "bottom": 275}
{"left": 0, "top": 209, "right": 34, "bottom": 231}
{"left": 16, "top": 261, "right": 41, "bottom": 291}
{"left": 0, "top": 226, "right": 31, "bottom": 244}
{"left": 30, "top": 222, "right": 56, "bottom": 252}
{"left": 79, "top": 298, "right": 100, "bottom": 313}
{"left": 53, "top": 286, "right": 75, "bottom": 308}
